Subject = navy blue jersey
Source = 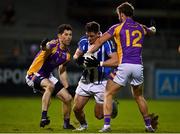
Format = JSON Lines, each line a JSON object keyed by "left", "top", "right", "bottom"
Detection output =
{"left": 78, "top": 36, "right": 116, "bottom": 83}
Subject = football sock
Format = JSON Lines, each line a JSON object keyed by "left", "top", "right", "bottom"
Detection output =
{"left": 41, "top": 111, "right": 47, "bottom": 119}
{"left": 104, "top": 114, "right": 111, "bottom": 125}
{"left": 144, "top": 116, "right": 151, "bottom": 126}
{"left": 64, "top": 118, "right": 70, "bottom": 126}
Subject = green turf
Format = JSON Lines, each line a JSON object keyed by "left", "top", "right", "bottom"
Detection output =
{"left": 0, "top": 97, "right": 180, "bottom": 133}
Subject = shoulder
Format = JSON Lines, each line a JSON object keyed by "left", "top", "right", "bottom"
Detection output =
{"left": 78, "top": 36, "right": 88, "bottom": 45}
{"left": 108, "top": 24, "right": 120, "bottom": 31}
{"left": 110, "top": 23, "right": 121, "bottom": 29}
{"left": 107, "top": 23, "right": 122, "bottom": 35}
{"left": 47, "top": 39, "right": 58, "bottom": 49}
{"left": 79, "top": 36, "right": 88, "bottom": 42}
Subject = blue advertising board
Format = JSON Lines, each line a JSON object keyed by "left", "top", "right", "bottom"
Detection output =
{"left": 155, "top": 69, "right": 180, "bottom": 99}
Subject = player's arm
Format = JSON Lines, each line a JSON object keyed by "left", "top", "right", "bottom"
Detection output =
{"left": 58, "top": 64, "right": 69, "bottom": 88}
{"left": 141, "top": 25, "right": 156, "bottom": 36}
{"left": 40, "top": 38, "right": 49, "bottom": 50}
{"left": 73, "top": 38, "right": 86, "bottom": 66}
{"left": 40, "top": 39, "right": 57, "bottom": 51}
{"left": 88, "top": 32, "right": 112, "bottom": 53}
{"left": 73, "top": 48, "right": 85, "bottom": 66}
{"left": 73, "top": 48, "right": 83, "bottom": 60}
{"left": 100, "top": 52, "right": 119, "bottom": 67}
{"left": 178, "top": 45, "right": 180, "bottom": 53}
{"left": 84, "top": 52, "right": 118, "bottom": 68}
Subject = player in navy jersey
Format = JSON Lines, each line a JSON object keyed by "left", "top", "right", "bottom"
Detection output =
{"left": 87, "top": 2, "right": 158, "bottom": 133}
{"left": 72, "top": 21, "right": 119, "bottom": 131}
{"left": 25, "top": 24, "right": 75, "bottom": 129}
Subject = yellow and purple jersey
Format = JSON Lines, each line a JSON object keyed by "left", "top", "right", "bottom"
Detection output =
{"left": 107, "top": 18, "right": 148, "bottom": 64}
{"left": 27, "top": 39, "right": 70, "bottom": 77}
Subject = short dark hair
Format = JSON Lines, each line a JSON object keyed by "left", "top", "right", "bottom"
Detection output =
{"left": 57, "top": 24, "right": 72, "bottom": 34}
{"left": 116, "top": 2, "right": 134, "bottom": 17}
{"left": 85, "top": 21, "right": 100, "bottom": 33}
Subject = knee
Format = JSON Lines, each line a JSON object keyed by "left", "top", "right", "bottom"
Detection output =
{"left": 64, "top": 94, "right": 72, "bottom": 103}
{"left": 46, "top": 83, "right": 54, "bottom": 93}
{"left": 105, "top": 90, "right": 113, "bottom": 98}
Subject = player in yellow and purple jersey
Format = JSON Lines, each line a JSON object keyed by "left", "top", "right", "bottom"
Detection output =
{"left": 86, "top": 2, "right": 158, "bottom": 133}
{"left": 25, "top": 24, "right": 75, "bottom": 129}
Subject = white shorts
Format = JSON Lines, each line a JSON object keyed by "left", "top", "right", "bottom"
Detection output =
{"left": 76, "top": 80, "right": 107, "bottom": 104}
{"left": 113, "top": 63, "right": 144, "bottom": 86}
{"left": 25, "top": 73, "right": 58, "bottom": 90}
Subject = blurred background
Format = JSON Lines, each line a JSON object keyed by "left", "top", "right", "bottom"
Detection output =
{"left": 0, "top": 0, "right": 179, "bottom": 99}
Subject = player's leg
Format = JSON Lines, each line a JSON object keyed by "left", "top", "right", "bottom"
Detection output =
{"left": 73, "top": 94, "right": 89, "bottom": 131}
{"left": 94, "top": 96, "right": 118, "bottom": 120}
{"left": 94, "top": 96, "right": 119, "bottom": 121}
{"left": 131, "top": 84, "right": 155, "bottom": 132}
{"left": 99, "top": 79, "right": 121, "bottom": 132}
{"left": 48, "top": 74, "right": 74, "bottom": 129}
{"left": 56, "top": 87, "right": 74, "bottom": 129}
{"left": 94, "top": 103, "right": 103, "bottom": 119}
{"left": 130, "top": 64, "right": 157, "bottom": 132}
{"left": 93, "top": 82, "right": 105, "bottom": 120}
{"left": 93, "top": 81, "right": 118, "bottom": 120}
{"left": 111, "top": 98, "right": 119, "bottom": 119}
{"left": 39, "top": 78, "right": 54, "bottom": 127}
{"left": 26, "top": 74, "right": 52, "bottom": 127}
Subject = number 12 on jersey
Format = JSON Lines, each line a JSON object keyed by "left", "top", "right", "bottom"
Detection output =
{"left": 125, "top": 30, "right": 142, "bottom": 47}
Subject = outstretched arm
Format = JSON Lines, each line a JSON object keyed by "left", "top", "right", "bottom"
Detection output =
{"left": 58, "top": 64, "right": 69, "bottom": 88}
{"left": 73, "top": 48, "right": 83, "bottom": 60}
{"left": 84, "top": 52, "right": 119, "bottom": 68}
{"left": 142, "top": 25, "right": 156, "bottom": 36}
{"left": 73, "top": 48, "right": 85, "bottom": 66}
{"left": 100, "top": 52, "right": 119, "bottom": 67}
{"left": 88, "top": 32, "right": 112, "bottom": 53}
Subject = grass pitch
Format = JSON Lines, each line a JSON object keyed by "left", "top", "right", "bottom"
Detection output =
{"left": 0, "top": 96, "right": 180, "bottom": 133}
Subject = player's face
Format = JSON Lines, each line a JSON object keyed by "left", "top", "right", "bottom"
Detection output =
{"left": 58, "top": 30, "right": 72, "bottom": 46}
{"left": 86, "top": 32, "right": 100, "bottom": 45}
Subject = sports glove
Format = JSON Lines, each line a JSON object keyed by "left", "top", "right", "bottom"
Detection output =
{"left": 149, "top": 113, "right": 159, "bottom": 130}
{"left": 40, "top": 38, "right": 49, "bottom": 50}
{"left": 84, "top": 56, "right": 100, "bottom": 67}
{"left": 75, "top": 56, "right": 85, "bottom": 66}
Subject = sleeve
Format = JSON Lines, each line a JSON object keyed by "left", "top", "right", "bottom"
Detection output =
{"left": 140, "top": 24, "right": 149, "bottom": 36}
{"left": 77, "top": 37, "right": 88, "bottom": 53}
{"left": 104, "top": 40, "right": 116, "bottom": 56}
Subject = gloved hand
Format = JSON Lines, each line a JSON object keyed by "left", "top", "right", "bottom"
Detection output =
{"left": 75, "top": 56, "right": 85, "bottom": 66}
{"left": 84, "top": 56, "right": 100, "bottom": 67}
{"left": 40, "top": 38, "right": 49, "bottom": 50}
